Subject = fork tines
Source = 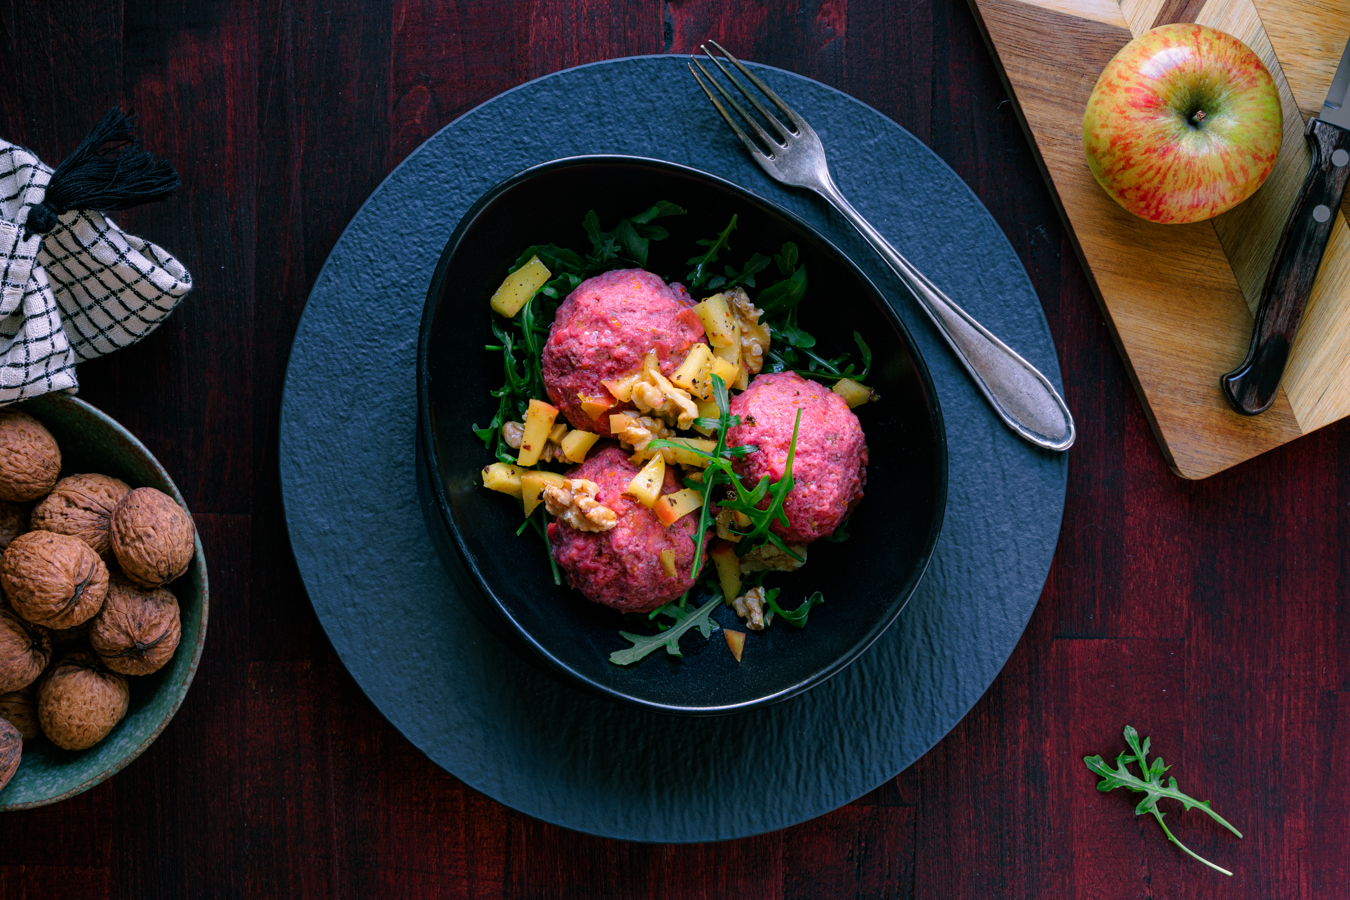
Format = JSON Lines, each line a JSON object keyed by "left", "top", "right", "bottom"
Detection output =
{"left": 689, "top": 41, "right": 805, "bottom": 160}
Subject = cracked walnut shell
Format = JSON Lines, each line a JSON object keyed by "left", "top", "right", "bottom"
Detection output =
{"left": 37, "top": 650, "right": 129, "bottom": 751}
{"left": 110, "top": 488, "right": 195, "bottom": 588}
{"left": 0, "top": 683, "right": 39, "bottom": 741}
{"left": 0, "top": 411, "right": 61, "bottom": 502}
{"left": 0, "top": 605, "right": 51, "bottom": 693}
{"left": 1, "top": 531, "right": 110, "bottom": 629}
{"left": 90, "top": 577, "right": 181, "bottom": 675}
{"left": 31, "top": 473, "right": 131, "bottom": 559}
{"left": 0, "top": 717, "right": 19, "bottom": 792}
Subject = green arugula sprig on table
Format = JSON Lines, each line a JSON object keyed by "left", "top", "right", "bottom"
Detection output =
{"left": 1085, "top": 726, "right": 1243, "bottom": 876}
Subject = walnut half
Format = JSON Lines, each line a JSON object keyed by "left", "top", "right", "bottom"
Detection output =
{"left": 728, "top": 287, "right": 770, "bottom": 376}
{"left": 543, "top": 479, "right": 618, "bottom": 533}
{"left": 738, "top": 542, "right": 808, "bottom": 573}
{"left": 732, "top": 586, "right": 768, "bottom": 631}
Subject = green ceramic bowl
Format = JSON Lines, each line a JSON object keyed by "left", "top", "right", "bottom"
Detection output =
{"left": 0, "top": 394, "right": 208, "bottom": 810}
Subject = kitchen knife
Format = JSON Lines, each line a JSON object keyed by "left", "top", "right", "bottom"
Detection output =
{"left": 1222, "top": 35, "right": 1350, "bottom": 415}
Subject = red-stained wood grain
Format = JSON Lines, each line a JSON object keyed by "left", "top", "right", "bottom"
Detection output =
{"left": 0, "top": 1, "right": 1347, "bottom": 897}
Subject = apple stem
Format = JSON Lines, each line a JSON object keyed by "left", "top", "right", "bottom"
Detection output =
{"left": 1191, "top": 109, "right": 1207, "bottom": 125}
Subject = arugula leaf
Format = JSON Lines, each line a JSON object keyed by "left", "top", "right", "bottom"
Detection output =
{"left": 722, "top": 252, "right": 771, "bottom": 289}
{"left": 1085, "top": 726, "right": 1242, "bottom": 876}
{"left": 757, "top": 260, "right": 807, "bottom": 314}
{"left": 764, "top": 590, "right": 823, "bottom": 628}
{"left": 609, "top": 590, "right": 723, "bottom": 665}
{"left": 823, "top": 515, "right": 851, "bottom": 543}
{"left": 686, "top": 215, "right": 737, "bottom": 290}
{"left": 583, "top": 202, "right": 687, "bottom": 272}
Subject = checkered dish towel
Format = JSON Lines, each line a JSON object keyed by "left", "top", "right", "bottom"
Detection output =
{"left": 0, "top": 119, "right": 191, "bottom": 404}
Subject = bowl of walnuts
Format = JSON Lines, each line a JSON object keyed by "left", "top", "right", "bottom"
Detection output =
{"left": 0, "top": 393, "right": 206, "bottom": 810}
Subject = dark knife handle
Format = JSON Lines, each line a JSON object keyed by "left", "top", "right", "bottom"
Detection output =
{"left": 1222, "top": 118, "right": 1350, "bottom": 415}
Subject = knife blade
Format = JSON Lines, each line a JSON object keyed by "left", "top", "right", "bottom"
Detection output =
{"left": 1222, "top": 35, "right": 1350, "bottom": 415}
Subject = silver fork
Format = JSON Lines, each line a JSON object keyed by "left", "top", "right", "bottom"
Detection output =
{"left": 690, "top": 42, "right": 1074, "bottom": 452}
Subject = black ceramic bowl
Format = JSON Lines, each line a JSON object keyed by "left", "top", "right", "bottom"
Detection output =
{"left": 417, "top": 156, "right": 946, "bottom": 715}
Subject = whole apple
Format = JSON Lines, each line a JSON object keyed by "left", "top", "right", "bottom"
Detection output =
{"left": 1083, "top": 24, "right": 1282, "bottom": 225}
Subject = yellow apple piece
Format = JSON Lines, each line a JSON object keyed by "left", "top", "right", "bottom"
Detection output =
{"left": 481, "top": 462, "right": 525, "bottom": 497}
{"left": 520, "top": 470, "right": 566, "bottom": 517}
{"left": 659, "top": 549, "right": 678, "bottom": 578}
{"left": 692, "top": 398, "right": 720, "bottom": 436}
{"left": 559, "top": 429, "right": 600, "bottom": 463}
{"left": 489, "top": 255, "right": 551, "bottom": 318}
{"left": 625, "top": 454, "right": 665, "bottom": 508}
{"left": 516, "top": 399, "right": 558, "bottom": 467}
{"left": 832, "top": 378, "right": 878, "bottom": 408}
{"left": 708, "top": 357, "right": 739, "bottom": 392}
{"left": 670, "top": 343, "right": 714, "bottom": 398}
{"left": 713, "top": 339, "right": 740, "bottom": 368}
{"left": 547, "top": 422, "right": 568, "bottom": 443}
{"left": 694, "top": 293, "right": 739, "bottom": 348}
{"left": 602, "top": 372, "right": 641, "bottom": 403}
{"left": 660, "top": 437, "right": 717, "bottom": 468}
{"left": 724, "top": 629, "right": 745, "bottom": 662}
{"left": 578, "top": 391, "right": 616, "bottom": 422}
{"left": 653, "top": 488, "right": 703, "bottom": 527}
{"left": 710, "top": 541, "right": 741, "bottom": 602}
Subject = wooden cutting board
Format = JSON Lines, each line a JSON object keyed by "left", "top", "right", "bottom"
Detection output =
{"left": 968, "top": 0, "right": 1350, "bottom": 478}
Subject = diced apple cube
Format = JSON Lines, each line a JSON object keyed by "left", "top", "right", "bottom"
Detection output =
{"left": 832, "top": 378, "right": 878, "bottom": 408}
{"left": 602, "top": 372, "right": 641, "bottom": 403}
{"left": 520, "top": 470, "right": 566, "bottom": 517}
{"left": 708, "top": 357, "right": 739, "bottom": 392}
{"left": 516, "top": 399, "right": 558, "bottom": 467}
{"left": 694, "top": 293, "right": 739, "bottom": 348}
{"left": 670, "top": 343, "right": 714, "bottom": 397}
{"left": 659, "top": 549, "right": 678, "bottom": 578}
{"left": 609, "top": 413, "right": 636, "bottom": 436}
{"left": 661, "top": 437, "right": 717, "bottom": 468}
{"left": 481, "top": 462, "right": 525, "bottom": 497}
{"left": 489, "top": 255, "right": 551, "bottom": 318}
{"left": 713, "top": 339, "right": 740, "bottom": 368}
{"left": 724, "top": 629, "right": 745, "bottom": 662}
{"left": 578, "top": 391, "right": 616, "bottom": 422}
{"left": 653, "top": 488, "right": 703, "bottom": 526}
{"left": 692, "top": 398, "right": 720, "bottom": 436}
{"left": 625, "top": 454, "right": 665, "bottom": 508}
{"left": 559, "top": 429, "right": 600, "bottom": 463}
{"left": 547, "top": 422, "right": 568, "bottom": 443}
{"left": 710, "top": 541, "right": 742, "bottom": 602}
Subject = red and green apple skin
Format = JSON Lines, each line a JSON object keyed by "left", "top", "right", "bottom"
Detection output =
{"left": 1083, "top": 23, "right": 1283, "bottom": 225}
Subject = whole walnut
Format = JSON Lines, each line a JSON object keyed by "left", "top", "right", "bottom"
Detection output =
{"left": 0, "top": 717, "right": 19, "bottom": 792}
{"left": 110, "top": 488, "right": 195, "bottom": 588}
{"left": 37, "top": 650, "right": 129, "bottom": 751}
{"left": 31, "top": 474, "right": 131, "bottom": 559}
{"left": 0, "top": 411, "right": 61, "bottom": 502}
{"left": 1, "top": 531, "right": 109, "bottom": 629}
{"left": 0, "top": 683, "right": 40, "bottom": 740}
{"left": 0, "top": 605, "right": 51, "bottom": 693}
{"left": 0, "top": 500, "right": 29, "bottom": 552}
{"left": 90, "top": 577, "right": 181, "bottom": 675}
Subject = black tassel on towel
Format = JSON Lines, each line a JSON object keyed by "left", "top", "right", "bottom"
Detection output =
{"left": 23, "top": 108, "right": 181, "bottom": 239}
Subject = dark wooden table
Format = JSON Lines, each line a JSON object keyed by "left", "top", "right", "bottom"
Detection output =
{"left": 2, "top": 1, "right": 1346, "bottom": 897}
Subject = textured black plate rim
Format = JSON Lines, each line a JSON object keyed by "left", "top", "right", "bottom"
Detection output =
{"left": 416, "top": 153, "right": 949, "bottom": 716}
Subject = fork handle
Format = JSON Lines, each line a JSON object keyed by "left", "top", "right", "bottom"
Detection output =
{"left": 816, "top": 181, "right": 1075, "bottom": 452}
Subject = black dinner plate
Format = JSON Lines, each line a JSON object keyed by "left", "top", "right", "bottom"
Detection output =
{"left": 417, "top": 156, "right": 947, "bottom": 715}
{"left": 279, "top": 55, "right": 1067, "bottom": 842}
